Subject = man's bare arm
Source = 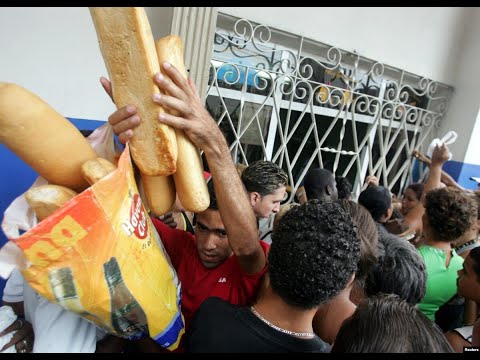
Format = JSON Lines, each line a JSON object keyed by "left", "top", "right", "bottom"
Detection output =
{"left": 152, "top": 63, "right": 265, "bottom": 274}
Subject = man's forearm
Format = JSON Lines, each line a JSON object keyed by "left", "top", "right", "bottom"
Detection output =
{"left": 203, "top": 136, "right": 264, "bottom": 273}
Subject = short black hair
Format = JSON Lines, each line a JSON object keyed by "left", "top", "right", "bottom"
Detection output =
{"left": 335, "top": 176, "right": 352, "bottom": 200}
{"left": 269, "top": 200, "right": 360, "bottom": 309}
{"left": 304, "top": 168, "right": 336, "bottom": 200}
{"left": 241, "top": 160, "right": 288, "bottom": 196}
{"left": 365, "top": 227, "right": 426, "bottom": 305}
{"left": 207, "top": 179, "right": 218, "bottom": 210}
{"left": 332, "top": 294, "right": 454, "bottom": 353}
{"left": 358, "top": 186, "right": 391, "bottom": 221}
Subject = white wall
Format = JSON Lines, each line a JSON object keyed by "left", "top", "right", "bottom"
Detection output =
{"left": 439, "top": 7, "right": 480, "bottom": 163}
{"left": 1, "top": 7, "right": 478, "bottom": 164}
{"left": 464, "top": 107, "right": 480, "bottom": 164}
{"left": 0, "top": 7, "right": 114, "bottom": 120}
{"left": 219, "top": 7, "right": 466, "bottom": 86}
{"left": 0, "top": 7, "right": 174, "bottom": 121}
{"left": 221, "top": 7, "right": 480, "bottom": 164}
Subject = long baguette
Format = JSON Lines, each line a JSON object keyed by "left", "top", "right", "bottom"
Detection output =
{"left": 141, "top": 175, "right": 176, "bottom": 216}
{"left": 155, "top": 35, "right": 210, "bottom": 213}
{"left": 89, "top": 7, "right": 177, "bottom": 176}
{"left": 0, "top": 83, "right": 97, "bottom": 191}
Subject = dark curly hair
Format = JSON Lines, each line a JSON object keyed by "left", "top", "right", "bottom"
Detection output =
{"left": 332, "top": 294, "right": 454, "bottom": 353}
{"left": 424, "top": 188, "right": 477, "bottom": 242}
{"left": 337, "top": 199, "right": 378, "bottom": 286}
{"left": 241, "top": 160, "right": 288, "bottom": 196}
{"left": 335, "top": 176, "right": 353, "bottom": 200}
{"left": 269, "top": 200, "right": 360, "bottom": 309}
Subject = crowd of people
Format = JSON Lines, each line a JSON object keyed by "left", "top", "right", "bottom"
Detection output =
{"left": 1, "top": 61, "right": 479, "bottom": 353}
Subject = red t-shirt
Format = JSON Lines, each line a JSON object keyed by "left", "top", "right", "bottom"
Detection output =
{"left": 152, "top": 218, "right": 269, "bottom": 330}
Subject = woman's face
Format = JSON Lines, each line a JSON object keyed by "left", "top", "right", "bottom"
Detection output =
{"left": 457, "top": 255, "right": 480, "bottom": 303}
{"left": 401, "top": 188, "right": 420, "bottom": 215}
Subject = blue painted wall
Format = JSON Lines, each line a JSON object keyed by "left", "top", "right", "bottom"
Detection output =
{"left": 443, "top": 160, "right": 480, "bottom": 190}
{"left": 0, "top": 118, "right": 105, "bottom": 300}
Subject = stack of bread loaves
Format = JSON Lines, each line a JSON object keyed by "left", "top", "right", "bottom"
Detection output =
{"left": 0, "top": 82, "right": 118, "bottom": 220}
{"left": 90, "top": 7, "right": 209, "bottom": 215}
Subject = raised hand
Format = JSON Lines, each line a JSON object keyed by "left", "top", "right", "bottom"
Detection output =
{"left": 365, "top": 175, "right": 379, "bottom": 187}
{"left": 99, "top": 77, "right": 141, "bottom": 144}
{"left": 107, "top": 104, "right": 141, "bottom": 144}
{"left": 431, "top": 143, "right": 450, "bottom": 167}
{"left": 152, "top": 62, "right": 225, "bottom": 153}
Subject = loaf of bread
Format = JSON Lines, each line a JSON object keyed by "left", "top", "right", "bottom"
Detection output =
{"left": 141, "top": 175, "right": 176, "bottom": 216}
{"left": 81, "top": 157, "right": 117, "bottom": 185}
{"left": 25, "top": 185, "right": 78, "bottom": 221}
{"left": 89, "top": 7, "right": 177, "bottom": 177}
{"left": 0, "top": 83, "right": 97, "bottom": 191}
{"left": 156, "top": 35, "right": 210, "bottom": 213}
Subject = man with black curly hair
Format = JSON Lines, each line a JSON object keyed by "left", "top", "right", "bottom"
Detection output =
{"left": 185, "top": 200, "right": 360, "bottom": 352}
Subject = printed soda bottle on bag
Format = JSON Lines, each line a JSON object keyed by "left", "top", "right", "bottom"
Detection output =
{"left": 103, "top": 256, "right": 149, "bottom": 338}
{"left": 48, "top": 267, "right": 108, "bottom": 330}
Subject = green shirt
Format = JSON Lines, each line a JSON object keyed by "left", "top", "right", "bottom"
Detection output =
{"left": 417, "top": 245, "right": 464, "bottom": 321}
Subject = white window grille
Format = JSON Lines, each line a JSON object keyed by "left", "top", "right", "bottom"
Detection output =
{"left": 205, "top": 13, "right": 453, "bottom": 202}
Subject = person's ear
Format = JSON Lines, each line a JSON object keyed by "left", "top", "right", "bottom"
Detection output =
{"left": 386, "top": 206, "right": 393, "bottom": 221}
{"left": 326, "top": 185, "right": 332, "bottom": 196}
{"left": 249, "top": 192, "right": 260, "bottom": 206}
{"left": 345, "top": 273, "right": 355, "bottom": 288}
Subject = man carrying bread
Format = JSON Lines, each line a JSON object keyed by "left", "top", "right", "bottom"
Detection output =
{"left": 103, "top": 61, "right": 268, "bottom": 351}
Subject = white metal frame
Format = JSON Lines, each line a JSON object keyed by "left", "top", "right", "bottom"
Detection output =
{"left": 206, "top": 14, "right": 453, "bottom": 202}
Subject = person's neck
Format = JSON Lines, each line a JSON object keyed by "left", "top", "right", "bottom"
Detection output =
{"left": 423, "top": 236, "right": 452, "bottom": 251}
{"left": 252, "top": 287, "right": 316, "bottom": 336}
{"left": 318, "top": 283, "right": 356, "bottom": 319}
{"left": 453, "top": 229, "right": 478, "bottom": 247}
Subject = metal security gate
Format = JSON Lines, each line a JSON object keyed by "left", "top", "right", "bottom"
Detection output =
{"left": 205, "top": 14, "right": 453, "bottom": 202}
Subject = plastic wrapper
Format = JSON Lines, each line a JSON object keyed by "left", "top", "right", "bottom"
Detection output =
{"left": 0, "top": 125, "right": 184, "bottom": 350}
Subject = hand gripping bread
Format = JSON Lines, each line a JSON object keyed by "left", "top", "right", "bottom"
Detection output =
{"left": 25, "top": 185, "right": 78, "bottom": 221}
{"left": 0, "top": 83, "right": 97, "bottom": 191}
{"left": 141, "top": 175, "right": 176, "bottom": 216}
{"left": 81, "top": 157, "right": 117, "bottom": 186}
{"left": 89, "top": 7, "right": 177, "bottom": 176}
{"left": 156, "top": 35, "right": 210, "bottom": 213}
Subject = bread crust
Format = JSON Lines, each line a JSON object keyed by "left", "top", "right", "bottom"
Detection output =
{"left": 25, "top": 185, "right": 78, "bottom": 221}
{"left": 0, "top": 83, "right": 97, "bottom": 191}
{"left": 156, "top": 35, "right": 210, "bottom": 213}
{"left": 141, "top": 175, "right": 176, "bottom": 216}
{"left": 81, "top": 157, "right": 117, "bottom": 185}
{"left": 90, "top": 7, "right": 177, "bottom": 176}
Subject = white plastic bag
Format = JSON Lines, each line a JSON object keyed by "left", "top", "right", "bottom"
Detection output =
{"left": 426, "top": 130, "right": 457, "bottom": 160}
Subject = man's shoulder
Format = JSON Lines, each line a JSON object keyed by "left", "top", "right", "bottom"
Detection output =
{"left": 195, "top": 297, "right": 237, "bottom": 322}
